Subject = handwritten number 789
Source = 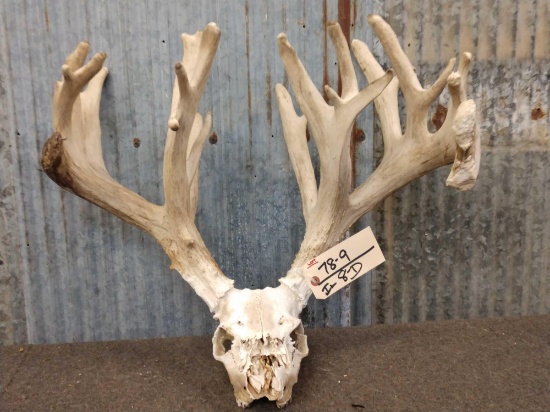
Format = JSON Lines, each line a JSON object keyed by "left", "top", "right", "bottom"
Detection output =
{"left": 318, "top": 249, "right": 350, "bottom": 275}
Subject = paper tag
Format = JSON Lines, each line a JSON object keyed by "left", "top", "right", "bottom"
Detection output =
{"left": 303, "top": 227, "right": 385, "bottom": 299}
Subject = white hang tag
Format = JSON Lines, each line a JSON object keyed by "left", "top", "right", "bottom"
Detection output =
{"left": 303, "top": 227, "right": 385, "bottom": 299}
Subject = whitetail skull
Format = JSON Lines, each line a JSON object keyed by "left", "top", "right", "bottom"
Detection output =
{"left": 41, "top": 15, "right": 479, "bottom": 408}
{"left": 212, "top": 287, "right": 308, "bottom": 407}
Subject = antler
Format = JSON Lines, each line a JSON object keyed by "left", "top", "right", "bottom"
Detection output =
{"left": 278, "top": 15, "right": 480, "bottom": 306}
{"left": 40, "top": 16, "right": 481, "bottom": 408}
{"left": 41, "top": 24, "right": 234, "bottom": 311}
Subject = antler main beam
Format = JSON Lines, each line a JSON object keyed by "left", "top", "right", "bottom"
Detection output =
{"left": 278, "top": 16, "right": 480, "bottom": 306}
{"left": 41, "top": 45, "right": 163, "bottom": 234}
{"left": 41, "top": 24, "right": 233, "bottom": 311}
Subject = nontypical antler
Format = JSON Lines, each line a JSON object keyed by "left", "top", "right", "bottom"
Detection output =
{"left": 278, "top": 15, "right": 479, "bottom": 306}
{"left": 41, "top": 23, "right": 233, "bottom": 311}
{"left": 41, "top": 15, "right": 480, "bottom": 408}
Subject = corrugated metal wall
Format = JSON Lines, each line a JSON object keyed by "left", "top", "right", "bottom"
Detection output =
{"left": 0, "top": 0, "right": 377, "bottom": 345}
{"left": 371, "top": 0, "right": 550, "bottom": 323}
{"left": 1, "top": 0, "right": 548, "bottom": 345}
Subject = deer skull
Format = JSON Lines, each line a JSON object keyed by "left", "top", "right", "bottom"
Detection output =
{"left": 41, "top": 15, "right": 479, "bottom": 408}
{"left": 212, "top": 286, "right": 308, "bottom": 407}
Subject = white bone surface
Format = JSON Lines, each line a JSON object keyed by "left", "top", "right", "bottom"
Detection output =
{"left": 213, "top": 286, "right": 307, "bottom": 407}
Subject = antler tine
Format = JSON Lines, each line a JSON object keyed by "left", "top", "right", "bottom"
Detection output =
{"left": 326, "top": 21, "right": 358, "bottom": 100}
{"left": 445, "top": 52, "right": 479, "bottom": 191}
{"left": 275, "top": 85, "right": 317, "bottom": 220}
{"left": 447, "top": 52, "right": 472, "bottom": 114}
{"left": 53, "top": 42, "right": 106, "bottom": 130}
{"left": 277, "top": 33, "right": 330, "bottom": 152}
{"left": 187, "top": 112, "right": 213, "bottom": 217}
{"left": 325, "top": 23, "right": 395, "bottom": 127}
{"left": 352, "top": 39, "right": 402, "bottom": 153}
{"left": 367, "top": 14, "right": 455, "bottom": 128}
{"left": 164, "top": 23, "right": 221, "bottom": 221}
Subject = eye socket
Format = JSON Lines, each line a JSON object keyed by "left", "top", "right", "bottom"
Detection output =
{"left": 290, "top": 323, "right": 303, "bottom": 343}
{"left": 290, "top": 323, "right": 308, "bottom": 355}
{"left": 213, "top": 327, "right": 234, "bottom": 357}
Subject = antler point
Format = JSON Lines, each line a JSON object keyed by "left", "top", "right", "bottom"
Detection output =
{"left": 367, "top": 14, "right": 381, "bottom": 24}
{"left": 447, "top": 72, "right": 461, "bottom": 87}
{"left": 168, "top": 118, "right": 180, "bottom": 131}
{"left": 61, "top": 64, "right": 72, "bottom": 80}
{"left": 204, "top": 22, "right": 221, "bottom": 38}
